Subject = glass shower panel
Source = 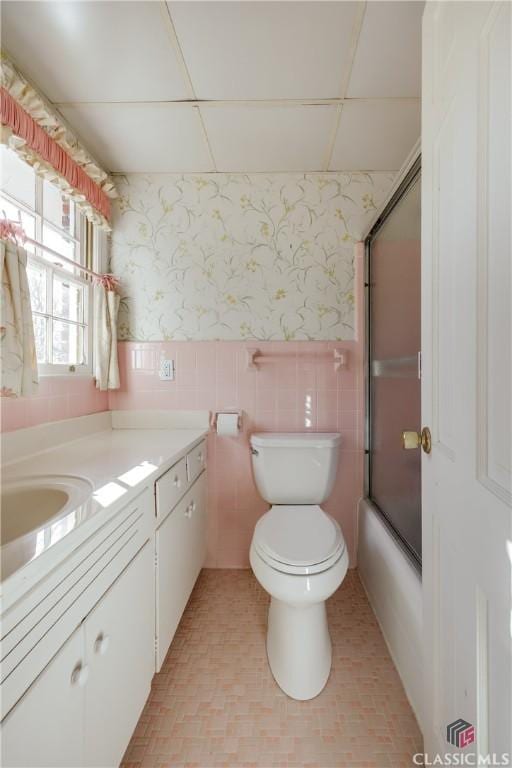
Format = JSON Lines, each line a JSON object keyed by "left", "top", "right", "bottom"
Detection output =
{"left": 369, "top": 176, "right": 422, "bottom": 563}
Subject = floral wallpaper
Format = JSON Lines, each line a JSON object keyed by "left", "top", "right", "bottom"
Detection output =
{"left": 111, "top": 173, "right": 394, "bottom": 341}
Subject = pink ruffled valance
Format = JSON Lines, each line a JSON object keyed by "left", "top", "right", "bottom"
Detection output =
{"left": 0, "top": 86, "right": 111, "bottom": 223}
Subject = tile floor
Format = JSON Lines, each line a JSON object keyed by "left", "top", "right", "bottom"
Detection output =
{"left": 122, "top": 569, "right": 422, "bottom": 768}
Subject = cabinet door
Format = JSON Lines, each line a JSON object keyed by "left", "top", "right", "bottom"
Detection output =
{"left": 188, "top": 472, "right": 207, "bottom": 582}
{"left": 1, "top": 628, "right": 85, "bottom": 768}
{"left": 83, "top": 543, "right": 154, "bottom": 768}
{"left": 156, "top": 473, "right": 206, "bottom": 670}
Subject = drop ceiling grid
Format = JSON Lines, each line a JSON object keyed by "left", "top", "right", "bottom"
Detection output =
{"left": 158, "top": 1, "right": 217, "bottom": 172}
{"left": 322, "top": 1, "right": 368, "bottom": 172}
{"left": 2, "top": 0, "right": 423, "bottom": 173}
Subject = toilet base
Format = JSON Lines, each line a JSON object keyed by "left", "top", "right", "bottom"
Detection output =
{"left": 266, "top": 597, "right": 332, "bottom": 700}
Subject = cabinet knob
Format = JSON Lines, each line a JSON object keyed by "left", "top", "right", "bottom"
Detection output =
{"left": 197, "top": 453, "right": 203, "bottom": 462}
{"left": 70, "top": 661, "right": 89, "bottom": 687}
{"left": 173, "top": 476, "right": 181, "bottom": 487}
{"left": 94, "top": 632, "right": 110, "bottom": 655}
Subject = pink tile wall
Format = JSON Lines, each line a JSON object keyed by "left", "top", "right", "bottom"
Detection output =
{"left": 110, "top": 338, "right": 364, "bottom": 569}
{"left": 0, "top": 376, "right": 108, "bottom": 432}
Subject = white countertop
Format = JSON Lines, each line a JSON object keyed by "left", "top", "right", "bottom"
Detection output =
{"left": 1, "top": 421, "right": 208, "bottom": 594}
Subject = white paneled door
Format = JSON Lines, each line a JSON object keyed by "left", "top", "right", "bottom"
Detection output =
{"left": 422, "top": 0, "right": 511, "bottom": 760}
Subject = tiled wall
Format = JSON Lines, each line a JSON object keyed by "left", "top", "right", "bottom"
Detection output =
{"left": 109, "top": 339, "right": 364, "bottom": 568}
{"left": 0, "top": 376, "right": 108, "bottom": 432}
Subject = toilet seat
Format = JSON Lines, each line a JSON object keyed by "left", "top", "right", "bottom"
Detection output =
{"left": 252, "top": 505, "right": 345, "bottom": 575}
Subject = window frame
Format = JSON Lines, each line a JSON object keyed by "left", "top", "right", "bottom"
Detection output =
{"left": 0, "top": 167, "right": 94, "bottom": 377}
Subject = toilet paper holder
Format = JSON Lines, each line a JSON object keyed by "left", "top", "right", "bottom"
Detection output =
{"left": 210, "top": 410, "right": 243, "bottom": 432}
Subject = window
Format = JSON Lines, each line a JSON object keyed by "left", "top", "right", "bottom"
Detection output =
{"left": 0, "top": 146, "right": 92, "bottom": 374}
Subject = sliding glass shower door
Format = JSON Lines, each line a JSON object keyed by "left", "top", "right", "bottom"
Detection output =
{"left": 367, "top": 169, "right": 422, "bottom": 565}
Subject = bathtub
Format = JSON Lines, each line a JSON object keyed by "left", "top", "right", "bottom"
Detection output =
{"left": 357, "top": 496, "right": 424, "bottom": 732}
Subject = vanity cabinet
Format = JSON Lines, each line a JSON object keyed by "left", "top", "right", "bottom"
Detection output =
{"left": 1, "top": 628, "right": 85, "bottom": 767}
{"left": 155, "top": 468, "right": 207, "bottom": 670}
{"left": 1, "top": 543, "right": 154, "bottom": 768}
{"left": 1, "top": 436, "right": 208, "bottom": 767}
{"left": 83, "top": 542, "right": 154, "bottom": 768}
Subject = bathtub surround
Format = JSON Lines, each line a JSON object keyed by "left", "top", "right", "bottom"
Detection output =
{"left": 111, "top": 172, "right": 393, "bottom": 341}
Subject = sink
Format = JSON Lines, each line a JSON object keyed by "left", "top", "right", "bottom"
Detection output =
{"left": 1, "top": 475, "right": 93, "bottom": 547}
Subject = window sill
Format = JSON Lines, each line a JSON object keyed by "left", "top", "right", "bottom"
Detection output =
{"left": 38, "top": 368, "right": 93, "bottom": 379}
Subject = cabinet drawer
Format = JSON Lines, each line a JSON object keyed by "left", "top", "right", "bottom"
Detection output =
{"left": 155, "top": 456, "right": 188, "bottom": 519}
{"left": 186, "top": 440, "right": 206, "bottom": 483}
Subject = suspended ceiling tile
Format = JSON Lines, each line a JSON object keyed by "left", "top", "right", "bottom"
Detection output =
{"left": 329, "top": 100, "right": 420, "bottom": 171}
{"left": 57, "top": 104, "right": 213, "bottom": 173}
{"left": 347, "top": 1, "right": 424, "bottom": 98}
{"left": 1, "top": 1, "right": 189, "bottom": 102}
{"left": 201, "top": 105, "right": 336, "bottom": 172}
{"left": 168, "top": 1, "right": 361, "bottom": 100}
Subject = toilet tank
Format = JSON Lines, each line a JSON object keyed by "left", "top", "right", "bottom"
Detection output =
{"left": 250, "top": 433, "right": 341, "bottom": 505}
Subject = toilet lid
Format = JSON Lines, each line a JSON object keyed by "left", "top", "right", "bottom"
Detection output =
{"left": 253, "top": 505, "right": 344, "bottom": 569}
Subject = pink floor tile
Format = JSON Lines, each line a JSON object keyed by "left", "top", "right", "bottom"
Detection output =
{"left": 121, "top": 570, "right": 422, "bottom": 768}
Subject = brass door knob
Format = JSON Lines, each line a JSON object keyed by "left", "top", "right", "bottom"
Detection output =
{"left": 402, "top": 427, "right": 432, "bottom": 454}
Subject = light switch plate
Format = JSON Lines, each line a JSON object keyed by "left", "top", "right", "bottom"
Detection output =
{"left": 159, "top": 359, "right": 175, "bottom": 381}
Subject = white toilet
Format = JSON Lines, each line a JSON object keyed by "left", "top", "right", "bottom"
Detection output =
{"left": 249, "top": 432, "right": 348, "bottom": 701}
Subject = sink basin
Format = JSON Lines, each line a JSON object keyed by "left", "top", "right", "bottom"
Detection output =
{"left": 1, "top": 475, "right": 93, "bottom": 547}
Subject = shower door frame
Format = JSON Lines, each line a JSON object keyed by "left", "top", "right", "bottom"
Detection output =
{"left": 363, "top": 155, "right": 422, "bottom": 571}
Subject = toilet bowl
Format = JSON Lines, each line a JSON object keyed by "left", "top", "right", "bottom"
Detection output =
{"left": 249, "top": 433, "right": 348, "bottom": 700}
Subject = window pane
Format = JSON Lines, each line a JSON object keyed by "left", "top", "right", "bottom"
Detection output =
{"left": 43, "top": 180, "right": 75, "bottom": 236}
{"left": 0, "top": 195, "right": 36, "bottom": 252}
{"left": 42, "top": 223, "right": 77, "bottom": 270}
{"left": 0, "top": 146, "right": 35, "bottom": 207}
{"left": 27, "top": 262, "right": 47, "bottom": 313}
{"left": 33, "top": 315, "right": 48, "bottom": 363}
{"left": 52, "top": 320, "right": 85, "bottom": 365}
{"left": 53, "top": 276, "right": 84, "bottom": 323}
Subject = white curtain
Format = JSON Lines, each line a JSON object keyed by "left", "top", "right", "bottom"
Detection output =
{"left": 0, "top": 239, "right": 38, "bottom": 397}
{"left": 94, "top": 283, "right": 120, "bottom": 391}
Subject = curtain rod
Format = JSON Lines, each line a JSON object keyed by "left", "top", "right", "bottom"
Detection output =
{"left": 1, "top": 216, "right": 102, "bottom": 280}
{"left": 23, "top": 234, "right": 102, "bottom": 279}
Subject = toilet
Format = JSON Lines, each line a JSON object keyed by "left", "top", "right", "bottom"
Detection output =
{"left": 249, "top": 432, "right": 348, "bottom": 701}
